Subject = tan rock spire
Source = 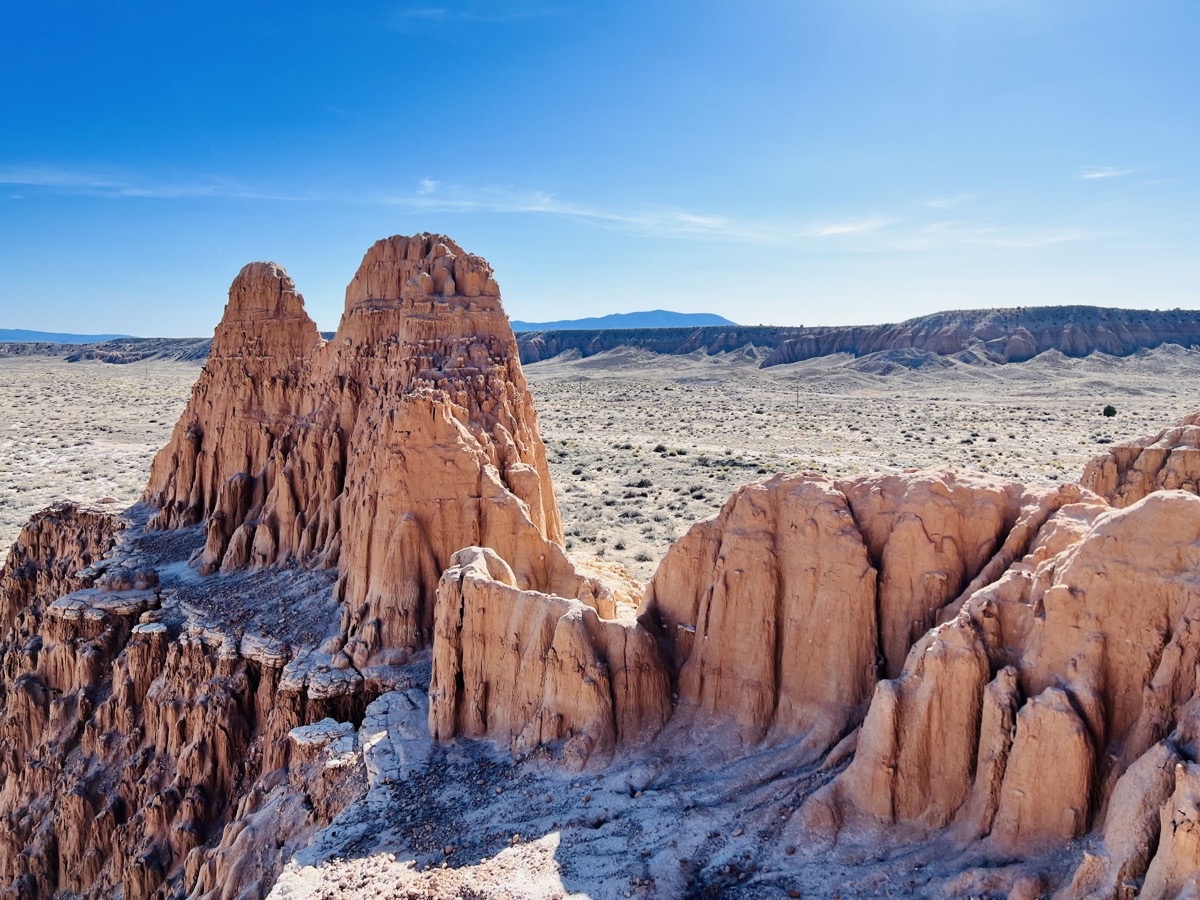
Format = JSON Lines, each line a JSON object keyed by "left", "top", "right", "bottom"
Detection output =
{"left": 144, "top": 233, "right": 569, "bottom": 657}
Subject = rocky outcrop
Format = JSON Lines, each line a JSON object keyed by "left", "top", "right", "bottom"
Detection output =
{"left": 145, "top": 233, "right": 572, "bottom": 662}
{"left": 444, "top": 443, "right": 1200, "bottom": 892}
{"left": 0, "top": 235, "right": 603, "bottom": 897}
{"left": 636, "top": 470, "right": 1072, "bottom": 755}
{"left": 0, "top": 508, "right": 367, "bottom": 898}
{"left": 1082, "top": 411, "right": 1200, "bottom": 507}
{"left": 10, "top": 232, "right": 1200, "bottom": 897}
{"left": 639, "top": 475, "right": 878, "bottom": 754}
{"left": 428, "top": 547, "right": 670, "bottom": 767}
{"left": 793, "top": 486, "right": 1200, "bottom": 888}
{"left": 0, "top": 502, "right": 121, "bottom": 631}
{"left": 514, "top": 305, "right": 1200, "bottom": 367}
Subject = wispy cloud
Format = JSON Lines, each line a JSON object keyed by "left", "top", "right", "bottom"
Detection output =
{"left": 389, "top": 4, "right": 557, "bottom": 31}
{"left": 368, "top": 181, "right": 897, "bottom": 247}
{"left": 959, "top": 229, "right": 1085, "bottom": 249}
{"left": 924, "top": 193, "right": 978, "bottom": 210}
{"left": 1079, "top": 165, "right": 1137, "bottom": 180}
{"left": 899, "top": 220, "right": 1089, "bottom": 251}
{"left": 810, "top": 217, "right": 892, "bottom": 237}
{"left": 0, "top": 164, "right": 304, "bottom": 201}
{"left": 0, "top": 163, "right": 1101, "bottom": 255}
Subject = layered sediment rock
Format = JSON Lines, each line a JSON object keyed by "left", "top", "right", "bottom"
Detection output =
{"left": 10, "top": 233, "right": 1200, "bottom": 896}
{"left": 145, "top": 233, "right": 572, "bottom": 661}
{"left": 636, "top": 470, "right": 1073, "bottom": 753}
{"left": 445, "top": 417, "right": 1200, "bottom": 892}
{"left": 429, "top": 547, "right": 670, "bottom": 767}
{"left": 0, "top": 510, "right": 367, "bottom": 898}
{"left": 0, "top": 235, "right": 603, "bottom": 896}
{"left": 0, "top": 502, "right": 121, "bottom": 629}
{"left": 1082, "top": 411, "right": 1200, "bottom": 507}
{"left": 515, "top": 305, "right": 1200, "bottom": 367}
{"left": 804, "top": 488, "right": 1200, "bottom": 887}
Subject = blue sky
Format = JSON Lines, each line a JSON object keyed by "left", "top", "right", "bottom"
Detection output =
{"left": 0, "top": 1, "right": 1196, "bottom": 335}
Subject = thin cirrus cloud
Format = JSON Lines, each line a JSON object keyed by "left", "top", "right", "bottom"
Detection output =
{"left": 0, "top": 164, "right": 305, "bottom": 202}
{"left": 0, "top": 163, "right": 1097, "bottom": 255}
{"left": 376, "top": 181, "right": 899, "bottom": 247}
{"left": 907, "top": 220, "right": 1089, "bottom": 251}
{"left": 1078, "top": 166, "right": 1138, "bottom": 180}
{"left": 0, "top": 163, "right": 876, "bottom": 246}
{"left": 2, "top": 162, "right": 889, "bottom": 248}
{"left": 388, "top": 4, "right": 558, "bottom": 30}
{"left": 924, "top": 193, "right": 979, "bottom": 210}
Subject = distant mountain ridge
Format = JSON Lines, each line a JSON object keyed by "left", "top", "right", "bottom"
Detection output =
{"left": 0, "top": 328, "right": 134, "bottom": 343}
{"left": 6, "top": 306, "right": 1200, "bottom": 369}
{"left": 509, "top": 310, "right": 736, "bottom": 331}
{"left": 515, "top": 305, "right": 1200, "bottom": 367}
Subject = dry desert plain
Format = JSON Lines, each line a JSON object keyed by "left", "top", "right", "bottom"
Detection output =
{"left": 2, "top": 343, "right": 1199, "bottom": 579}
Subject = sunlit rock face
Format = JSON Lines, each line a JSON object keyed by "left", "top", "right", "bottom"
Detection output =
{"left": 0, "top": 235, "right": 602, "bottom": 897}
{"left": 1082, "top": 411, "right": 1200, "bottom": 507}
{"left": 450, "top": 422, "right": 1200, "bottom": 894}
{"left": 145, "top": 233, "right": 575, "bottom": 660}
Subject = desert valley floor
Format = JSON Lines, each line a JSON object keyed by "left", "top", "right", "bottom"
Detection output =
{"left": 4, "top": 341, "right": 1200, "bottom": 898}
{"left": 2, "top": 345, "right": 1198, "bottom": 580}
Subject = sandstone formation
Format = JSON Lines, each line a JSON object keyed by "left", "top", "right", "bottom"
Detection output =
{"left": 428, "top": 547, "right": 670, "bottom": 767}
{"left": 0, "top": 234, "right": 618, "bottom": 897}
{"left": 801, "top": 487, "right": 1200, "bottom": 890}
{"left": 1082, "top": 411, "right": 1200, "bottom": 507}
{"left": 144, "top": 234, "right": 578, "bottom": 661}
{"left": 429, "top": 427, "right": 1200, "bottom": 892}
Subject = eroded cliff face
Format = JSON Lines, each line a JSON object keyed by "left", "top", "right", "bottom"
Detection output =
{"left": 427, "top": 415, "right": 1200, "bottom": 895}
{"left": 145, "top": 233, "right": 572, "bottom": 661}
{"left": 0, "top": 235, "right": 601, "bottom": 897}
{"left": 800, "top": 486, "right": 1200, "bottom": 893}
{"left": 428, "top": 547, "right": 670, "bottom": 768}
{"left": 1082, "top": 411, "right": 1200, "bottom": 508}
{"left": 632, "top": 470, "right": 1087, "bottom": 759}
{"left": 515, "top": 306, "right": 1200, "bottom": 367}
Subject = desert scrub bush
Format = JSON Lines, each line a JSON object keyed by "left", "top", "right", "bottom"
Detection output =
{"left": 1103, "top": 404, "right": 1117, "bottom": 417}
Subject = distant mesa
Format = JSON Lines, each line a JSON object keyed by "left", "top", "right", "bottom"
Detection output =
{"left": 0, "top": 328, "right": 135, "bottom": 343}
{"left": 9, "top": 305, "right": 1200, "bottom": 372}
{"left": 515, "top": 304, "right": 1200, "bottom": 368}
{"left": 509, "top": 309, "right": 737, "bottom": 331}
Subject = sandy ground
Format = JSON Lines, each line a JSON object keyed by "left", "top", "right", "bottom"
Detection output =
{"left": 268, "top": 665, "right": 1086, "bottom": 899}
{"left": 3, "top": 347, "right": 1200, "bottom": 577}
{"left": 0, "top": 357, "right": 197, "bottom": 551}
{"left": 525, "top": 344, "right": 1200, "bottom": 579}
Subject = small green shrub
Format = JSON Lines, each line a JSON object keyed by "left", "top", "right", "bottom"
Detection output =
{"left": 1103, "top": 404, "right": 1117, "bottom": 417}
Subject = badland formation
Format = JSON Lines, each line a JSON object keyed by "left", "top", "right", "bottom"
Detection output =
{"left": 8, "top": 305, "right": 1200, "bottom": 373}
{"left": 2, "top": 234, "right": 1200, "bottom": 897}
